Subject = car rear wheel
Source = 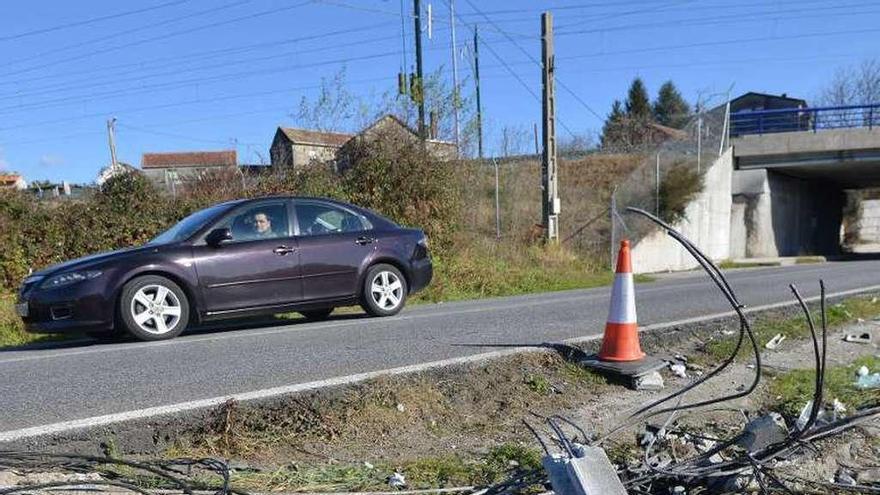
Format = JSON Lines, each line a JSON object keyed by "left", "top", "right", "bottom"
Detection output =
{"left": 119, "top": 275, "right": 190, "bottom": 341}
{"left": 360, "top": 264, "right": 407, "bottom": 317}
{"left": 300, "top": 308, "right": 333, "bottom": 321}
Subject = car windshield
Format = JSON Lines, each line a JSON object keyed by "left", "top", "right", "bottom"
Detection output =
{"left": 149, "top": 203, "right": 232, "bottom": 245}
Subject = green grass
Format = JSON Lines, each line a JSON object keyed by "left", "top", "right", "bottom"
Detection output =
{"left": 769, "top": 355, "right": 880, "bottom": 417}
{"left": 717, "top": 259, "right": 781, "bottom": 269}
{"left": 705, "top": 295, "right": 880, "bottom": 360}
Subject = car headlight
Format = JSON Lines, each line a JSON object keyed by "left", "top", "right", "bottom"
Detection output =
{"left": 41, "top": 270, "right": 103, "bottom": 289}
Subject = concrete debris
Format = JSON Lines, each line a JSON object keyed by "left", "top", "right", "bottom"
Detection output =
{"left": 832, "top": 399, "right": 847, "bottom": 421}
{"left": 844, "top": 332, "right": 873, "bottom": 344}
{"left": 388, "top": 472, "right": 406, "bottom": 488}
{"left": 836, "top": 468, "right": 858, "bottom": 486}
{"left": 737, "top": 413, "right": 788, "bottom": 453}
{"left": 669, "top": 363, "right": 688, "bottom": 379}
{"left": 765, "top": 333, "right": 786, "bottom": 350}
{"left": 395, "top": 403, "right": 406, "bottom": 412}
{"left": 543, "top": 447, "right": 627, "bottom": 495}
{"left": 634, "top": 371, "right": 665, "bottom": 390}
{"left": 856, "top": 373, "right": 880, "bottom": 389}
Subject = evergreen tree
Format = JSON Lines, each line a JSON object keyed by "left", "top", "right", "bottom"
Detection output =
{"left": 600, "top": 100, "right": 627, "bottom": 148}
{"left": 653, "top": 81, "right": 691, "bottom": 128}
{"left": 624, "top": 78, "right": 651, "bottom": 119}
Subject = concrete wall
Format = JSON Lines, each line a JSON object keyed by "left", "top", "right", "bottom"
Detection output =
{"left": 857, "top": 199, "right": 880, "bottom": 242}
{"left": 731, "top": 170, "right": 844, "bottom": 257}
{"left": 630, "top": 148, "right": 733, "bottom": 273}
{"left": 734, "top": 128, "right": 880, "bottom": 158}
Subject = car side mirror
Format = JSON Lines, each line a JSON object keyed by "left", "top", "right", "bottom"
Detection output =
{"left": 205, "top": 228, "right": 232, "bottom": 247}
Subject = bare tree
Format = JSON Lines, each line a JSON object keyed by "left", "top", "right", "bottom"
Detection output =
{"left": 294, "top": 67, "right": 363, "bottom": 132}
{"left": 819, "top": 58, "right": 880, "bottom": 106}
{"left": 498, "top": 125, "right": 530, "bottom": 157}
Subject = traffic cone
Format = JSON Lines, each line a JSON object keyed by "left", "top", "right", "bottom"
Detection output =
{"left": 598, "top": 240, "right": 646, "bottom": 362}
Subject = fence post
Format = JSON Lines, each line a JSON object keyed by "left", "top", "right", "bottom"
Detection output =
{"left": 655, "top": 153, "right": 660, "bottom": 216}
{"left": 610, "top": 187, "right": 617, "bottom": 271}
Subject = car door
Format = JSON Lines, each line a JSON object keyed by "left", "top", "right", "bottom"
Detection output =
{"left": 293, "top": 200, "right": 375, "bottom": 301}
{"left": 192, "top": 199, "right": 303, "bottom": 314}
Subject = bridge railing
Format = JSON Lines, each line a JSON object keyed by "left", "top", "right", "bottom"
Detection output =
{"left": 730, "top": 103, "right": 880, "bottom": 136}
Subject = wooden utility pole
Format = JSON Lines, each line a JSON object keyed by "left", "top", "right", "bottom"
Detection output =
{"left": 449, "top": 0, "right": 461, "bottom": 155}
{"left": 474, "top": 26, "right": 483, "bottom": 159}
{"left": 413, "top": 0, "right": 426, "bottom": 139}
{"left": 541, "top": 12, "right": 559, "bottom": 243}
{"left": 107, "top": 117, "right": 118, "bottom": 170}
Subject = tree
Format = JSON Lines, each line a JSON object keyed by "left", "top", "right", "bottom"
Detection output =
{"left": 600, "top": 100, "right": 627, "bottom": 148}
{"left": 819, "top": 58, "right": 880, "bottom": 106}
{"left": 624, "top": 78, "right": 651, "bottom": 120}
{"left": 653, "top": 81, "right": 691, "bottom": 128}
{"left": 498, "top": 125, "right": 531, "bottom": 157}
{"left": 294, "top": 67, "right": 365, "bottom": 132}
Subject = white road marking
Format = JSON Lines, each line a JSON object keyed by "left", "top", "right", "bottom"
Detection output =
{"left": 1, "top": 283, "right": 877, "bottom": 443}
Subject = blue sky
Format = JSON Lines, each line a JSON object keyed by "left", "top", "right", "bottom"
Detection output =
{"left": 1, "top": 0, "right": 878, "bottom": 184}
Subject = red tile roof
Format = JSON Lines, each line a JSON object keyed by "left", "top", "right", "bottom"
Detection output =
{"left": 0, "top": 174, "right": 22, "bottom": 182}
{"left": 279, "top": 128, "right": 353, "bottom": 147}
{"left": 141, "top": 150, "right": 237, "bottom": 169}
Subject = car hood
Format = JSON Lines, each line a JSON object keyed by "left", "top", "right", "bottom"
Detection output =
{"left": 31, "top": 245, "right": 162, "bottom": 277}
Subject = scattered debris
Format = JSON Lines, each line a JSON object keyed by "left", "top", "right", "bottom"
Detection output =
{"left": 836, "top": 468, "right": 858, "bottom": 486}
{"left": 855, "top": 372, "right": 880, "bottom": 389}
{"left": 395, "top": 403, "right": 406, "bottom": 412}
{"left": 669, "top": 363, "right": 688, "bottom": 379}
{"left": 858, "top": 365, "right": 870, "bottom": 377}
{"left": 388, "top": 471, "right": 406, "bottom": 488}
{"left": 844, "top": 331, "right": 873, "bottom": 344}
{"left": 765, "top": 333, "right": 786, "bottom": 349}
{"left": 363, "top": 461, "right": 374, "bottom": 469}
{"left": 736, "top": 413, "right": 788, "bottom": 453}
{"left": 634, "top": 371, "right": 665, "bottom": 391}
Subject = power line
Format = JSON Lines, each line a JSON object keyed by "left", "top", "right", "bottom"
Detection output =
{"left": 1, "top": 0, "right": 254, "bottom": 71}
{"left": 117, "top": 123, "right": 261, "bottom": 147}
{"left": 460, "top": 0, "right": 604, "bottom": 125}
{"left": 0, "top": 0, "right": 192, "bottom": 42}
{"left": 0, "top": 25, "right": 398, "bottom": 101}
{"left": 2, "top": 0, "right": 314, "bottom": 78}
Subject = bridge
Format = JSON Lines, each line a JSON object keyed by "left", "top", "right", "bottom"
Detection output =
{"left": 729, "top": 104, "right": 880, "bottom": 258}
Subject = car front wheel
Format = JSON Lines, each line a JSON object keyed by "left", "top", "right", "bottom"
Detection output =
{"left": 360, "top": 264, "right": 407, "bottom": 317}
{"left": 119, "top": 275, "right": 190, "bottom": 341}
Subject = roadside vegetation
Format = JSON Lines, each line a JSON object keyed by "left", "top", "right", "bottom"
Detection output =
{"left": 0, "top": 131, "right": 645, "bottom": 347}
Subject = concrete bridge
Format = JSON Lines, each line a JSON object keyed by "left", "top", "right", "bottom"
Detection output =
{"left": 729, "top": 104, "right": 880, "bottom": 258}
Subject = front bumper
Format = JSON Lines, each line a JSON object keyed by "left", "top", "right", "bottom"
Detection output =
{"left": 18, "top": 281, "right": 115, "bottom": 334}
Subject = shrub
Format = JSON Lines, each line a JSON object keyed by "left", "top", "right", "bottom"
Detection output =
{"left": 658, "top": 160, "right": 703, "bottom": 224}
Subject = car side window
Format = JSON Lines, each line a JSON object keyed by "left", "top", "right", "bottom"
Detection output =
{"left": 216, "top": 202, "right": 290, "bottom": 242}
{"left": 295, "top": 202, "right": 369, "bottom": 236}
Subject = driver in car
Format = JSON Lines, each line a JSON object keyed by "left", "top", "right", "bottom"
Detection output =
{"left": 251, "top": 212, "right": 275, "bottom": 239}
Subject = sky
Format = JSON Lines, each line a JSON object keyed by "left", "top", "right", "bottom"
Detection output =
{"left": 0, "top": 0, "right": 878, "bottom": 184}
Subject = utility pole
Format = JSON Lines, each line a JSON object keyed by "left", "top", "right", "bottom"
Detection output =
{"left": 474, "top": 26, "right": 483, "bottom": 159}
{"left": 107, "top": 117, "right": 119, "bottom": 170}
{"left": 449, "top": 0, "right": 461, "bottom": 155}
{"left": 413, "top": 0, "right": 426, "bottom": 139}
{"left": 541, "top": 12, "right": 559, "bottom": 243}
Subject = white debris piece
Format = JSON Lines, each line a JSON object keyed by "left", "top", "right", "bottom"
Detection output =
{"left": 389, "top": 472, "right": 406, "bottom": 488}
{"left": 635, "top": 371, "right": 665, "bottom": 391}
{"left": 858, "top": 366, "right": 870, "bottom": 377}
{"left": 669, "top": 363, "right": 688, "bottom": 379}
{"left": 396, "top": 403, "right": 405, "bottom": 412}
{"left": 765, "top": 333, "right": 786, "bottom": 350}
{"left": 364, "top": 462, "right": 374, "bottom": 469}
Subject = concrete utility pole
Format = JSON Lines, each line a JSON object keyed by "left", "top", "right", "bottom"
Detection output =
{"left": 107, "top": 117, "right": 119, "bottom": 170}
{"left": 541, "top": 12, "right": 559, "bottom": 243}
{"left": 474, "top": 26, "right": 483, "bottom": 159}
{"left": 413, "top": 0, "right": 426, "bottom": 139}
{"left": 449, "top": 0, "right": 461, "bottom": 155}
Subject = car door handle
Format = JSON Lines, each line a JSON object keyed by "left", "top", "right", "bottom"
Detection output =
{"left": 273, "top": 245, "right": 297, "bottom": 255}
{"left": 355, "top": 236, "right": 375, "bottom": 245}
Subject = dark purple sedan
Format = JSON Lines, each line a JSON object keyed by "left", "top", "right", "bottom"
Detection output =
{"left": 15, "top": 197, "right": 432, "bottom": 341}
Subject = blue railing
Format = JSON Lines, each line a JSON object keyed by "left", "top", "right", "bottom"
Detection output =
{"left": 730, "top": 103, "right": 880, "bottom": 136}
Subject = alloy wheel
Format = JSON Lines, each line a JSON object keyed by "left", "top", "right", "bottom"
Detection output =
{"left": 129, "top": 284, "right": 183, "bottom": 335}
{"left": 370, "top": 271, "right": 403, "bottom": 311}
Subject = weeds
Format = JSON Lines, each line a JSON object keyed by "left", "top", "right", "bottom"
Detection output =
{"left": 769, "top": 355, "right": 880, "bottom": 417}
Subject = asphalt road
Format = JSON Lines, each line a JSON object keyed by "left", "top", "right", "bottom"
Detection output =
{"left": 2, "top": 259, "right": 880, "bottom": 434}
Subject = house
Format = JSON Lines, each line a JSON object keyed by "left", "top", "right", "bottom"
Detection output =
{"left": 270, "top": 115, "right": 457, "bottom": 170}
{"left": 0, "top": 173, "right": 27, "bottom": 190}
{"left": 728, "top": 92, "right": 809, "bottom": 136}
{"left": 141, "top": 150, "right": 237, "bottom": 191}
{"left": 270, "top": 128, "right": 353, "bottom": 168}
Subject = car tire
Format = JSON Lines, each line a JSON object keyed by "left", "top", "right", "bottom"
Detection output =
{"left": 360, "top": 263, "right": 408, "bottom": 317}
{"left": 119, "top": 275, "right": 190, "bottom": 341}
{"left": 300, "top": 308, "right": 334, "bottom": 321}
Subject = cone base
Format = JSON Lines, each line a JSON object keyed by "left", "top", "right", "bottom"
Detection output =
{"left": 598, "top": 322, "right": 645, "bottom": 362}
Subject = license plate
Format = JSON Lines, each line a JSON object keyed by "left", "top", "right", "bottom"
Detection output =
{"left": 15, "top": 302, "right": 28, "bottom": 317}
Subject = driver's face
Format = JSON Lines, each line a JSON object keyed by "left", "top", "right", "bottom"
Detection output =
{"left": 254, "top": 213, "right": 271, "bottom": 233}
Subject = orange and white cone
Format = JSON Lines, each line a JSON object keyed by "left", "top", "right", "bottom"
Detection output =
{"left": 598, "top": 240, "right": 646, "bottom": 362}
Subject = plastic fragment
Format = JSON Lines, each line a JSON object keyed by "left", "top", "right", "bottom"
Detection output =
{"left": 765, "top": 333, "right": 786, "bottom": 350}
{"left": 389, "top": 472, "right": 406, "bottom": 488}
